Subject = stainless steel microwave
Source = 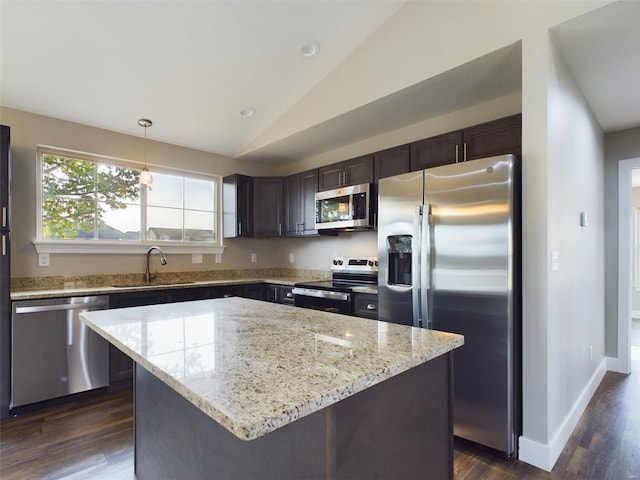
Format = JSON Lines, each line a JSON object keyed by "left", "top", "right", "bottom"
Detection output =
{"left": 315, "top": 183, "right": 373, "bottom": 230}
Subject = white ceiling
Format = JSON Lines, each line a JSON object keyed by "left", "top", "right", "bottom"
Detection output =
{"left": 550, "top": 0, "right": 640, "bottom": 134}
{"left": 1, "top": 1, "right": 639, "bottom": 166}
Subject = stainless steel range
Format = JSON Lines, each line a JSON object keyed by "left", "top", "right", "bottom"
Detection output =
{"left": 292, "top": 257, "right": 378, "bottom": 315}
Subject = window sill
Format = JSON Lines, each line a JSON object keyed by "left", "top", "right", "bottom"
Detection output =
{"left": 33, "top": 240, "right": 224, "bottom": 255}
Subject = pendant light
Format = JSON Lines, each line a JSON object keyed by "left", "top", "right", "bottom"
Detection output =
{"left": 138, "top": 118, "right": 153, "bottom": 185}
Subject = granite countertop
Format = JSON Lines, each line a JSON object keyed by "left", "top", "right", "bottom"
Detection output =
{"left": 10, "top": 277, "right": 307, "bottom": 301}
{"left": 81, "top": 297, "right": 463, "bottom": 441}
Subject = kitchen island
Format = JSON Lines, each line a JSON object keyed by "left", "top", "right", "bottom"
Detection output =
{"left": 81, "top": 297, "right": 463, "bottom": 479}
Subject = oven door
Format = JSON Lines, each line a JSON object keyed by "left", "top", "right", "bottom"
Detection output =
{"left": 292, "top": 288, "right": 352, "bottom": 315}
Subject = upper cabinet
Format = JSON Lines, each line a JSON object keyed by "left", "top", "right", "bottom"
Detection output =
{"left": 410, "top": 114, "right": 521, "bottom": 171}
{"left": 410, "top": 131, "right": 463, "bottom": 170}
{"left": 374, "top": 145, "right": 410, "bottom": 182}
{"left": 253, "top": 177, "right": 284, "bottom": 237}
{"left": 462, "top": 114, "right": 522, "bottom": 161}
{"left": 284, "top": 169, "right": 318, "bottom": 237}
{"left": 318, "top": 154, "right": 374, "bottom": 191}
{"left": 222, "top": 115, "right": 521, "bottom": 238}
{"left": 223, "top": 174, "right": 253, "bottom": 238}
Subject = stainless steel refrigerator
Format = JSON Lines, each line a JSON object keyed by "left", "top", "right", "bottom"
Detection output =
{"left": 377, "top": 154, "right": 521, "bottom": 456}
{"left": 1, "top": 125, "right": 11, "bottom": 418}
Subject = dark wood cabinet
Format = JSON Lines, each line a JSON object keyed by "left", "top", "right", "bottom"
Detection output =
{"left": 284, "top": 169, "right": 318, "bottom": 236}
{"left": 353, "top": 293, "right": 378, "bottom": 320}
{"left": 110, "top": 291, "right": 167, "bottom": 308}
{"left": 211, "top": 285, "right": 242, "bottom": 298}
{"left": 253, "top": 177, "right": 284, "bottom": 237}
{"left": 242, "top": 283, "right": 267, "bottom": 301}
{"left": 109, "top": 291, "right": 168, "bottom": 383}
{"left": 268, "top": 284, "right": 295, "bottom": 305}
{"left": 463, "top": 113, "right": 522, "bottom": 161}
{"left": 223, "top": 174, "right": 253, "bottom": 238}
{"left": 410, "top": 131, "right": 463, "bottom": 171}
{"left": 165, "top": 287, "right": 211, "bottom": 303}
{"left": 278, "top": 285, "right": 295, "bottom": 305}
{"left": 318, "top": 154, "right": 374, "bottom": 191}
{"left": 409, "top": 115, "right": 522, "bottom": 171}
{"left": 374, "top": 145, "right": 410, "bottom": 182}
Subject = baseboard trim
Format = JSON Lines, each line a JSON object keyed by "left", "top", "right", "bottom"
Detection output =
{"left": 518, "top": 358, "right": 607, "bottom": 471}
{"left": 606, "top": 355, "right": 630, "bottom": 374}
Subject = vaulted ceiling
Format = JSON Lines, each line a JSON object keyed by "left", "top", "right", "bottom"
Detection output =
{"left": 1, "top": 1, "right": 638, "bottom": 165}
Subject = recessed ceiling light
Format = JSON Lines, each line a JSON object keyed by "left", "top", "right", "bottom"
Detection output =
{"left": 240, "top": 107, "right": 256, "bottom": 117}
{"left": 298, "top": 41, "right": 320, "bottom": 58}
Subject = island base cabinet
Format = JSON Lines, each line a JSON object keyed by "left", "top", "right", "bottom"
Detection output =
{"left": 134, "top": 354, "right": 453, "bottom": 480}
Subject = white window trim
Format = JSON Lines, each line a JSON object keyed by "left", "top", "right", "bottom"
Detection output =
{"left": 635, "top": 206, "right": 640, "bottom": 291}
{"left": 34, "top": 145, "right": 225, "bottom": 255}
{"left": 33, "top": 240, "right": 224, "bottom": 255}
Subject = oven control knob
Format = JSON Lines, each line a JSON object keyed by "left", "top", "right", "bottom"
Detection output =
{"left": 368, "top": 260, "right": 373, "bottom": 266}
{"left": 338, "top": 259, "right": 343, "bottom": 265}
{"left": 333, "top": 259, "right": 338, "bottom": 265}
{"left": 375, "top": 260, "right": 378, "bottom": 266}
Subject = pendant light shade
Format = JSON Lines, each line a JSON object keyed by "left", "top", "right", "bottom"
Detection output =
{"left": 138, "top": 118, "right": 153, "bottom": 185}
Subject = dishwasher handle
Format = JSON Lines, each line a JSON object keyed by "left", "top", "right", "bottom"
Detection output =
{"left": 14, "top": 299, "right": 109, "bottom": 314}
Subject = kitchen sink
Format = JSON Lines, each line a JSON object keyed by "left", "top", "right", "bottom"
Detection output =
{"left": 110, "top": 281, "right": 196, "bottom": 288}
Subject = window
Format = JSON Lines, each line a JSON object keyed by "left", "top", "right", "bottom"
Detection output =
{"left": 36, "top": 147, "right": 221, "bottom": 253}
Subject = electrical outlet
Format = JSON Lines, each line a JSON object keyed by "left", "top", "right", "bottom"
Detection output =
{"left": 38, "top": 253, "right": 50, "bottom": 267}
{"left": 289, "top": 253, "right": 295, "bottom": 263}
{"left": 215, "top": 253, "right": 222, "bottom": 264}
{"left": 192, "top": 253, "right": 203, "bottom": 264}
{"left": 251, "top": 253, "right": 257, "bottom": 263}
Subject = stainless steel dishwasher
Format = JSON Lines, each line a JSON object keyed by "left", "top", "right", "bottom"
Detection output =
{"left": 11, "top": 295, "right": 110, "bottom": 409}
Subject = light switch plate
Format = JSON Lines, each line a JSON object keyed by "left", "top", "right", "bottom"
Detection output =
{"left": 251, "top": 253, "right": 257, "bottom": 263}
{"left": 215, "top": 253, "right": 222, "bottom": 264}
{"left": 192, "top": 253, "right": 203, "bottom": 264}
{"left": 289, "top": 253, "right": 295, "bottom": 263}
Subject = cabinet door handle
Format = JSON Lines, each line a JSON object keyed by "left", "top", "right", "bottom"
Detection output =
{"left": 238, "top": 222, "right": 242, "bottom": 236}
{"left": 278, "top": 223, "right": 282, "bottom": 236}
{"left": 455, "top": 144, "right": 459, "bottom": 163}
{"left": 2, "top": 206, "right": 6, "bottom": 228}
{"left": 366, "top": 303, "right": 377, "bottom": 310}
{"left": 1, "top": 234, "right": 6, "bottom": 256}
{"left": 464, "top": 142, "right": 468, "bottom": 161}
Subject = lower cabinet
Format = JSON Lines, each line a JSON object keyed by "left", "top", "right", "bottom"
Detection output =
{"left": 353, "top": 293, "right": 378, "bottom": 320}
{"left": 268, "top": 285, "right": 295, "bottom": 305}
{"left": 165, "top": 287, "right": 211, "bottom": 303}
{"left": 109, "top": 291, "right": 169, "bottom": 383}
{"left": 211, "top": 285, "right": 243, "bottom": 298}
{"left": 242, "top": 283, "right": 268, "bottom": 301}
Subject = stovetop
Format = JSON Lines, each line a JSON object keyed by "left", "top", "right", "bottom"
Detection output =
{"left": 295, "top": 257, "right": 378, "bottom": 293}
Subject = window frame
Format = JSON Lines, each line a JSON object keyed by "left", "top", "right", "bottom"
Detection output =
{"left": 635, "top": 206, "right": 640, "bottom": 291}
{"left": 33, "top": 146, "right": 224, "bottom": 255}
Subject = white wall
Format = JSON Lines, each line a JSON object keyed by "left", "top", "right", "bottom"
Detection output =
{"left": 543, "top": 38, "right": 605, "bottom": 462}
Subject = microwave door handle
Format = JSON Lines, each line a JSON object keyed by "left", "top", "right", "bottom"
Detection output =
{"left": 412, "top": 205, "right": 422, "bottom": 328}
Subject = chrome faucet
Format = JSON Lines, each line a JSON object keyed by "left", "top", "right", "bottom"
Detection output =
{"left": 145, "top": 246, "right": 168, "bottom": 283}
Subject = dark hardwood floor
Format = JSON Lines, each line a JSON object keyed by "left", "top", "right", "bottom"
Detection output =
{"left": 1, "top": 370, "right": 639, "bottom": 479}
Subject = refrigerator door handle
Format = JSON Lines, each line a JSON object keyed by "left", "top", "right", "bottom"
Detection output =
{"left": 412, "top": 205, "right": 422, "bottom": 327}
{"left": 424, "top": 204, "right": 435, "bottom": 329}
